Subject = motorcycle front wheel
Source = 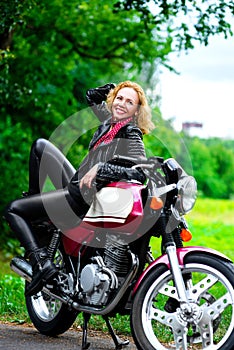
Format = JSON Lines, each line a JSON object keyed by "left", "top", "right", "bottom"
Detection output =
{"left": 25, "top": 249, "right": 79, "bottom": 336}
{"left": 131, "top": 253, "right": 234, "bottom": 350}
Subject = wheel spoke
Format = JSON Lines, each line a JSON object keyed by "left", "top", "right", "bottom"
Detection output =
{"left": 200, "top": 292, "right": 232, "bottom": 323}
{"left": 33, "top": 293, "right": 51, "bottom": 317}
{"left": 171, "top": 326, "right": 189, "bottom": 350}
{"left": 150, "top": 305, "right": 179, "bottom": 327}
{"left": 196, "top": 306, "right": 214, "bottom": 348}
{"left": 158, "top": 282, "right": 178, "bottom": 299}
{"left": 187, "top": 274, "right": 218, "bottom": 301}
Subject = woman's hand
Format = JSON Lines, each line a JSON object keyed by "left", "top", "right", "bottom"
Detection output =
{"left": 79, "top": 164, "right": 99, "bottom": 189}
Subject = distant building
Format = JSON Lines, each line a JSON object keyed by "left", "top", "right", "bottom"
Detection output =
{"left": 182, "top": 122, "right": 203, "bottom": 131}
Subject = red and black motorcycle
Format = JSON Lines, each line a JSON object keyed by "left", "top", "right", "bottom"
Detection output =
{"left": 11, "top": 156, "right": 234, "bottom": 350}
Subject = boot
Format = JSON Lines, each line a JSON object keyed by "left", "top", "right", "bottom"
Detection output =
{"left": 25, "top": 247, "right": 58, "bottom": 296}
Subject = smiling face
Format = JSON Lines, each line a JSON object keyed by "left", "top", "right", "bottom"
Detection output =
{"left": 111, "top": 87, "right": 140, "bottom": 121}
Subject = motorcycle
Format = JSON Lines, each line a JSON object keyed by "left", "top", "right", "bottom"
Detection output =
{"left": 10, "top": 155, "right": 234, "bottom": 350}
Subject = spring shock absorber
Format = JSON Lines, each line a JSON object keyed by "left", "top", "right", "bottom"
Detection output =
{"left": 47, "top": 229, "right": 61, "bottom": 260}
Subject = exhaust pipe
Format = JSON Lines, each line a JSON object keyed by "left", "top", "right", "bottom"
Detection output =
{"left": 10, "top": 256, "right": 32, "bottom": 282}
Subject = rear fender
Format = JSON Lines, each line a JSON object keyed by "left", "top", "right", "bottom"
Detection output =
{"left": 133, "top": 246, "right": 232, "bottom": 296}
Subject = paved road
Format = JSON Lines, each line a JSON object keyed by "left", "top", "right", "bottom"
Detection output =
{"left": 0, "top": 323, "right": 137, "bottom": 350}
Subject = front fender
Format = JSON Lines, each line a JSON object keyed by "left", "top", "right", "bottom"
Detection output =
{"left": 133, "top": 246, "right": 232, "bottom": 296}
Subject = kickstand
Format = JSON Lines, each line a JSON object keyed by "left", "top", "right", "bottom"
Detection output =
{"left": 81, "top": 313, "right": 91, "bottom": 350}
{"left": 103, "top": 316, "right": 130, "bottom": 350}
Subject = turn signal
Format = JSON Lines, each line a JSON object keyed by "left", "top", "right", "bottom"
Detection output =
{"left": 150, "top": 197, "right": 163, "bottom": 210}
{"left": 180, "top": 228, "right": 192, "bottom": 242}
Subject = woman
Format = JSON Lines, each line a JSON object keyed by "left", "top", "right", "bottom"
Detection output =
{"left": 4, "top": 81, "right": 154, "bottom": 296}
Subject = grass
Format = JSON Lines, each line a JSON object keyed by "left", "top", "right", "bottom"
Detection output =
{"left": 0, "top": 274, "right": 29, "bottom": 324}
{"left": 1, "top": 197, "right": 234, "bottom": 338}
{"left": 185, "top": 197, "right": 234, "bottom": 261}
{"left": 150, "top": 197, "right": 234, "bottom": 261}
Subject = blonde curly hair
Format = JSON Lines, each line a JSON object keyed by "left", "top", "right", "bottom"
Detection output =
{"left": 106, "top": 81, "right": 155, "bottom": 134}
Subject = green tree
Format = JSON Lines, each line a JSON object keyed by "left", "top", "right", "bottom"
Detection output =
{"left": 1, "top": 0, "right": 234, "bottom": 134}
{"left": 208, "top": 141, "right": 234, "bottom": 198}
{"left": 182, "top": 136, "right": 234, "bottom": 199}
{"left": 186, "top": 137, "right": 219, "bottom": 198}
{"left": 114, "top": 0, "right": 234, "bottom": 50}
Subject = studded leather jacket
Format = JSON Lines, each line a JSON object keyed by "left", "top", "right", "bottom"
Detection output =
{"left": 68, "top": 118, "right": 146, "bottom": 203}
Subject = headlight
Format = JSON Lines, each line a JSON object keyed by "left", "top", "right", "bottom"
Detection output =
{"left": 176, "top": 176, "right": 197, "bottom": 215}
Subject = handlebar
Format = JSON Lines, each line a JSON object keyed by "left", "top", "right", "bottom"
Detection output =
{"left": 112, "top": 155, "right": 180, "bottom": 199}
{"left": 112, "top": 155, "right": 164, "bottom": 166}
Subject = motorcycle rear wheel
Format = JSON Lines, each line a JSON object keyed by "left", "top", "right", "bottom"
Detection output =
{"left": 131, "top": 253, "right": 234, "bottom": 350}
{"left": 25, "top": 249, "right": 79, "bottom": 336}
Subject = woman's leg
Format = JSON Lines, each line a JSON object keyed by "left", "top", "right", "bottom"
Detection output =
{"left": 28, "top": 138, "right": 75, "bottom": 194}
{"left": 4, "top": 189, "right": 81, "bottom": 251}
{"left": 4, "top": 188, "right": 81, "bottom": 295}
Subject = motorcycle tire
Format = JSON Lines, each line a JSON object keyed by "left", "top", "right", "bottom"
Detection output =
{"left": 131, "top": 252, "right": 234, "bottom": 350}
{"left": 25, "top": 249, "right": 79, "bottom": 336}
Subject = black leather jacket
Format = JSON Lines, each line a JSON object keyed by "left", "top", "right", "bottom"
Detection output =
{"left": 68, "top": 118, "right": 146, "bottom": 203}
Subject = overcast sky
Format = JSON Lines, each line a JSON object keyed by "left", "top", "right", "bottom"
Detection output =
{"left": 159, "top": 34, "right": 234, "bottom": 139}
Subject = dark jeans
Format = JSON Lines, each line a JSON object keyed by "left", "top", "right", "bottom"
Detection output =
{"left": 4, "top": 138, "right": 88, "bottom": 252}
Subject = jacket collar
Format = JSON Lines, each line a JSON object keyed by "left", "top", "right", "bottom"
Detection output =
{"left": 88, "top": 117, "right": 135, "bottom": 150}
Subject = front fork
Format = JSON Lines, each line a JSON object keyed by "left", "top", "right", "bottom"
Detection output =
{"left": 161, "top": 215, "right": 192, "bottom": 311}
{"left": 166, "top": 243, "right": 192, "bottom": 312}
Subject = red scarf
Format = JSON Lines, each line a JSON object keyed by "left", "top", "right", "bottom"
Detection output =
{"left": 93, "top": 117, "right": 132, "bottom": 150}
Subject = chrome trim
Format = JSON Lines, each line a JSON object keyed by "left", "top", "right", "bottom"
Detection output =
{"left": 10, "top": 256, "right": 32, "bottom": 282}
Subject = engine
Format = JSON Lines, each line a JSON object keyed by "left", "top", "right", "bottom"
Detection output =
{"left": 79, "top": 234, "right": 131, "bottom": 306}
{"left": 104, "top": 234, "right": 130, "bottom": 275}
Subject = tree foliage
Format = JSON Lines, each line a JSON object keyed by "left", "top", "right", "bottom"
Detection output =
{"left": 181, "top": 135, "right": 234, "bottom": 199}
{"left": 1, "top": 0, "right": 233, "bottom": 133}
{"left": 114, "top": 0, "right": 234, "bottom": 50}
